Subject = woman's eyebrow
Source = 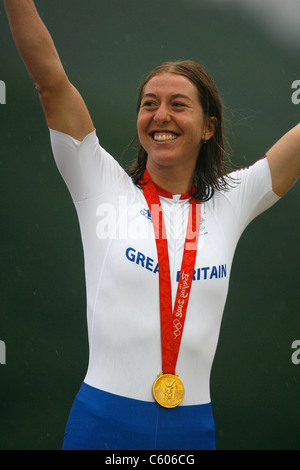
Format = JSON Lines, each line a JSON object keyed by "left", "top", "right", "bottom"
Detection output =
{"left": 142, "top": 93, "right": 158, "bottom": 99}
{"left": 142, "top": 92, "right": 192, "bottom": 102}
{"left": 171, "top": 93, "right": 192, "bottom": 102}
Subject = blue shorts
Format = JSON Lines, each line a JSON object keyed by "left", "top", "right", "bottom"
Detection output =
{"left": 62, "top": 382, "right": 216, "bottom": 450}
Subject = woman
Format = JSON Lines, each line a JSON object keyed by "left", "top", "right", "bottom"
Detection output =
{"left": 4, "top": 0, "right": 299, "bottom": 450}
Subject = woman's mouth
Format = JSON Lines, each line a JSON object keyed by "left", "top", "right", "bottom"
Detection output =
{"left": 151, "top": 131, "right": 179, "bottom": 142}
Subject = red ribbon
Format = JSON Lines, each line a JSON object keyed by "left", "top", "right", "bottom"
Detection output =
{"left": 141, "top": 170, "right": 201, "bottom": 374}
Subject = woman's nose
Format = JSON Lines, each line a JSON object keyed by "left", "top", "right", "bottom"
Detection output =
{"left": 154, "top": 104, "right": 171, "bottom": 124}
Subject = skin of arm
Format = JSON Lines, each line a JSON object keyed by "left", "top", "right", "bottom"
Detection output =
{"left": 4, "top": 0, "right": 94, "bottom": 141}
{"left": 266, "top": 123, "right": 300, "bottom": 197}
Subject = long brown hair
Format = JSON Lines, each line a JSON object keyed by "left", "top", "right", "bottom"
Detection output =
{"left": 126, "top": 60, "right": 233, "bottom": 201}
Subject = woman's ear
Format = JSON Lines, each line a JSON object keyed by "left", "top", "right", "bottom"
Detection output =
{"left": 203, "top": 117, "right": 217, "bottom": 142}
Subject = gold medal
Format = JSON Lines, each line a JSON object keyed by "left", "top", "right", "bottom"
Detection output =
{"left": 152, "top": 371, "right": 185, "bottom": 408}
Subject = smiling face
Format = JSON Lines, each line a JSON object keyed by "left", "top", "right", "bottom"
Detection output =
{"left": 137, "top": 73, "right": 213, "bottom": 180}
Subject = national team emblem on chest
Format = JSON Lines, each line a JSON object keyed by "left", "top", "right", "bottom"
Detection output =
{"left": 140, "top": 208, "right": 152, "bottom": 222}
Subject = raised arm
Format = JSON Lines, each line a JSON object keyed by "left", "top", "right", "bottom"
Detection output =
{"left": 4, "top": 0, "right": 94, "bottom": 141}
{"left": 266, "top": 123, "right": 300, "bottom": 197}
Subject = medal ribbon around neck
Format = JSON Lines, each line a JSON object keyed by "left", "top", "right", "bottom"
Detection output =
{"left": 141, "top": 170, "right": 201, "bottom": 376}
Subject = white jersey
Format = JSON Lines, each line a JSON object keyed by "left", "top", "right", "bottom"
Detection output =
{"left": 50, "top": 128, "right": 279, "bottom": 406}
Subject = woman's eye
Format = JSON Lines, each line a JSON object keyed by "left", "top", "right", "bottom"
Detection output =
{"left": 142, "top": 101, "right": 156, "bottom": 108}
{"left": 172, "top": 102, "right": 185, "bottom": 108}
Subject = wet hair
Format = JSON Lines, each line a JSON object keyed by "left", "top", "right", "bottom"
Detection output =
{"left": 126, "top": 60, "right": 233, "bottom": 201}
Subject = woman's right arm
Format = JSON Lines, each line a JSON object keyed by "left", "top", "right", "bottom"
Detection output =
{"left": 4, "top": 0, "right": 94, "bottom": 141}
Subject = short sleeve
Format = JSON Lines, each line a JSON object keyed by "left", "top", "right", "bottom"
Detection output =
{"left": 49, "top": 128, "right": 126, "bottom": 203}
{"left": 225, "top": 157, "right": 280, "bottom": 233}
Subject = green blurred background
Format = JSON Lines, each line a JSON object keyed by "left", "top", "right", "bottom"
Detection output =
{"left": 0, "top": 0, "right": 299, "bottom": 450}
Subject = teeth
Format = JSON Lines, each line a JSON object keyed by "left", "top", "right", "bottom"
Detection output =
{"left": 153, "top": 133, "right": 177, "bottom": 142}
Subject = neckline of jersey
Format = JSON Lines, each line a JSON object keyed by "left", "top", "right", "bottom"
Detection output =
{"left": 153, "top": 181, "right": 195, "bottom": 200}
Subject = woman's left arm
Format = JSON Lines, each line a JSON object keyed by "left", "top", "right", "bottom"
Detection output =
{"left": 266, "top": 123, "right": 300, "bottom": 197}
